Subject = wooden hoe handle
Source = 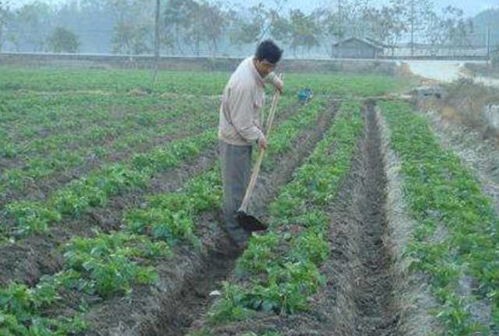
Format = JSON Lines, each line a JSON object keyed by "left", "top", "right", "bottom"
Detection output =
{"left": 239, "top": 87, "right": 281, "bottom": 212}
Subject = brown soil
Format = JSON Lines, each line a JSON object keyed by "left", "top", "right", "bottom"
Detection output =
{"left": 82, "top": 103, "right": 338, "bottom": 336}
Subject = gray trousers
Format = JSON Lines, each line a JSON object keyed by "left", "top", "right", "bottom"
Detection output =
{"left": 220, "top": 140, "right": 252, "bottom": 244}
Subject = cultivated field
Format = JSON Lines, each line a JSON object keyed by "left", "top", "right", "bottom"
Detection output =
{"left": 0, "top": 67, "right": 496, "bottom": 336}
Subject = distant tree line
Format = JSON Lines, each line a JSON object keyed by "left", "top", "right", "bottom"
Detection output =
{"left": 0, "top": 0, "right": 496, "bottom": 56}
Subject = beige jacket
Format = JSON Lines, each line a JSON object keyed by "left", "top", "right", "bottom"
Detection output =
{"left": 218, "top": 57, "right": 280, "bottom": 146}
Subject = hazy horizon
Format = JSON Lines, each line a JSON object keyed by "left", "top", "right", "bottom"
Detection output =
{"left": 9, "top": 0, "right": 499, "bottom": 18}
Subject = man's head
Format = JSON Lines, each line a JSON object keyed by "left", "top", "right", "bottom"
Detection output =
{"left": 254, "top": 39, "right": 283, "bottom": 77}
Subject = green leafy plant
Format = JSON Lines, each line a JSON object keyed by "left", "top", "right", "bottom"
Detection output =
{"left": 209, "top": 283, "right": 254, "bottom": 324}
{"left": 5, "top": 201, "right": 61, "bottom": 236}
{"left": 63, "top": 232, "right": 169, "bottom": 297}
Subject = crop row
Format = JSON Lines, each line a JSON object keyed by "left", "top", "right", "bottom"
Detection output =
{"left": 0, "top": 68, "right": 230, "bottom": 95}
{"left": 0, "top": 94, "right": 216, "bottom": 158}
{"left": 0, "top": 97, "right": 220, "bottom": 199}
{"left": 1, "top": 129, "right": 216, "bottom": 240}
{"left": 0, "top": 67, "right": 400, "bottom": 101}
{"left": 1, "top": 93, "right": 168, "bottom": 136}
{"left": 380, "top": 101, "right": 497, "bottom": 335}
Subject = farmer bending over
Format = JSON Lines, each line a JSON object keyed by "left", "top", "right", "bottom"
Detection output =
{"left": 218, "top": 39, "right": 284, "bottom": 249}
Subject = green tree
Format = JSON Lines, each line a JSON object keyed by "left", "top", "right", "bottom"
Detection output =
{"left": 48, "top": 26, "right": 80, "bottom": 53}
{"left": 321, "top": 0, "right": 371, "bottom": 42}
{"left": 442, "top": 6, "right": 474, "bottom": 47}
{"left": 424, "top": 6, "right": 474, "bottom": 57}
{"left": 163, "top": 0, "right": 193, "bottom": 54}
{"left": 181, "top": 0, "right": 204, "bottom": 55}
{"left": 164, "top": 0, "right": 226, "bottom": 56}
{"left": 229, "top": 3, "right": 268, "bottom": 46}
{"left": 112, "top": 21, "right": 152, "bottom": 54}
{"left": 0, "top": 1, "right": 10, "bottom": 51}
{"left": 319, "top": 0, "right": 370, "bottom": 56}
{"left": 425, "top": 10, "right": 447, "bottom": 50}
{"left": 287, "top": 9, "right": 321, "bottom": 56}
{"left": 362, "top": 5, "right": 403, "bottom": 46}
{"left": 228, "top": 0, "right": 288, "bottom": 47}
{"left": 321, "top": 6, "right": 344, "bottom": 43}
{"left": 390, "top": 0, "right": 434, "bottom": 56}
{"left": 163, "top": 0, "right": 226, "bottom": 56}
{"left": 198, "top": 1, "right": 227, "bottom": 56}
{"left": 108, "top": 0, "right": 153, "bottom": 54}
{"left": 10, "top": 1, "right": 53, "bottom": 51}
{"left": 269, "top": 11, "right": 292, "bottom": 46}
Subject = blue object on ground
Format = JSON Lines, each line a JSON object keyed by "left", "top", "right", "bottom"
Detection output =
{"left": 298, "top": 88, "right": 313, "bottom": 102}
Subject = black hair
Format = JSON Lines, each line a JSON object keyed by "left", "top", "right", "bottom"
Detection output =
{"left": 255, "top": 39, "right": 283, "bottom": 64}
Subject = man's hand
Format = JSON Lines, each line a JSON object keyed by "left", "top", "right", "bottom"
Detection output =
{"left": 275, "top": 78, "right": 284, "bottom": 94}
{"left": 258, "top": 136, "right": 267, "bottom": 150}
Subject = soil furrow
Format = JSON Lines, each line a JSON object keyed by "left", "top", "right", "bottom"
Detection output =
{"left": 319, "top": 101, "right": 399, "bottom": 336}
{"left": 352, "top": 102, "right": 399, "bottom": 336}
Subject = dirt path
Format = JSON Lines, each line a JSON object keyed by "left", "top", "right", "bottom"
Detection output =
{"left": 403, "top": 60, "right": 499, "bottom": 88}
{"left": 404, "top": 60, "right": 464, "bottom": 82}
{"left": 350, "top": 102, "right": 399, "bottom": 335}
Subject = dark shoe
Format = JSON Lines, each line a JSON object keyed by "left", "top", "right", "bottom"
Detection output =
{"left": 216, "top": 219, "right": 248, "bottom": 253}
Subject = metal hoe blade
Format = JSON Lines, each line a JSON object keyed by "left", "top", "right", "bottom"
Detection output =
{"left": 235, "top": 210, "right": 268, "bottom": 232}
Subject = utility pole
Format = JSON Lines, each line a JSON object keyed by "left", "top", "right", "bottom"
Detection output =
{"left": 337, "top": 0, "right": 343, "bottom": 58}
{"left": 338, "top": 0, "right": 342, "bottom": 39}
{"left": 487, "top": 24, "right": 491, "bottom": 65}
{"left": 155, "top": 0, "right": 160, "bottom": 62}
{"left": 0, "top": 0, "right": 9, "bottom": 53}
{"left": 410, "top": 0, "right": 414, "bottom": 57}
{"left": 152, "top": 0, "right": 161, "bottom": 86}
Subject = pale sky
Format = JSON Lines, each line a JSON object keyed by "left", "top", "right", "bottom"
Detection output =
{"left": 9, "top": 0, "right": 499, "bottom": 17}
{"left": 283, "top": 0, "right": 498, "bottom": 17}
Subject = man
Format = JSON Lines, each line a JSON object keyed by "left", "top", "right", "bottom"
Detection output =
{"left": 218, "top": 39, "right": 284, "bottom": 249}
